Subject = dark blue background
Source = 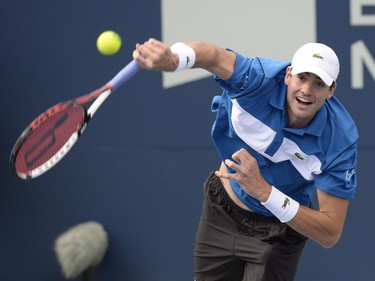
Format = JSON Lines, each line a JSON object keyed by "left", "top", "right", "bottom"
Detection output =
{"left": 0, "top": 0, "right": 374, "bottom": 280}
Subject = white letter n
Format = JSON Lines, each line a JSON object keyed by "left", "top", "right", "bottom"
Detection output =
{"left": 351, "top": 40, "right": 375, "bottom": 89}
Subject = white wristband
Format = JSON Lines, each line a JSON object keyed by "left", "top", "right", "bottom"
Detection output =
{"left": 261, "top": 186, "right": 300, "bottom": 223}
{"left": 170, "top": 42, "right": 196, "bottom": 72}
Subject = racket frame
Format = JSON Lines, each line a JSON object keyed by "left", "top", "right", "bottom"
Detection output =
{"left": 9, "top": 59, "right": 140, "bottom": 180}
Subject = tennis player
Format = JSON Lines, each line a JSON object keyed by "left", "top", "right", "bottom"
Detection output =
{"left": 133, "top": 39, "right": 358, "bottom": 281}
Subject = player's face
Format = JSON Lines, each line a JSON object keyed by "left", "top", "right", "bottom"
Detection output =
{"left": 284, "top": 66, "right": 336, "bottom": 128}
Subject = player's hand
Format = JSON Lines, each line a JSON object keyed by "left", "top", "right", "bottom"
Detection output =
{"left": 133, "top": 38, "right": 178, "bottom": 72}
{"left": 215, "top": 148, "right": 272, "bottom": 202}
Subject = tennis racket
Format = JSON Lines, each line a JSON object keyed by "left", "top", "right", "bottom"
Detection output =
{"left": 10, "top": 59, "right": 141, "bottom": 180}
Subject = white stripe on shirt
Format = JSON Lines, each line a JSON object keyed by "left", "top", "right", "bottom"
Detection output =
{"left": 231, "top": 99, "right": 322, "bottom": 180}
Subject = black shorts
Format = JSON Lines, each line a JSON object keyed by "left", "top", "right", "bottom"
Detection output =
{"left": 194, "top": 172, "right": 307, "bottom": 281}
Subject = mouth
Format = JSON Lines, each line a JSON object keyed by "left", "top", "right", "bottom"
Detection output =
{"left": 295, "top": 96, "right": 313, "bottom": 106}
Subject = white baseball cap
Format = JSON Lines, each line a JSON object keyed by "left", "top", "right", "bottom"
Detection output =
{"left": 291, "top": 43, "right": 340, "bottom": 86}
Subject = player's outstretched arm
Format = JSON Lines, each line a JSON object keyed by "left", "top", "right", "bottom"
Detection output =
{"left": 133, "top": 38, "right": 236, "bottom": 80}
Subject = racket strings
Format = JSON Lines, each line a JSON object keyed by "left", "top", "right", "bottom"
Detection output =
{"left": 14, "top": 104, "right": 86, "bottom": 174}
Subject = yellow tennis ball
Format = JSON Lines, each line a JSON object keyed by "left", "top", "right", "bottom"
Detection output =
{"left": 96, "top": 31, "right": 122, "bottom": 55}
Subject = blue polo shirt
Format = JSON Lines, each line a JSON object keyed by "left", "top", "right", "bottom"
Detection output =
{"left": 211, "top": 51, "right": 358, "bottom": 217}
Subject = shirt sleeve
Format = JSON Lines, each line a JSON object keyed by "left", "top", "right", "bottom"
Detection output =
{"left": 315, "top": 142, "right": 358, "bottom": 199}
{"left": 213, "top": 51, "right": 290, "bottom": 99}
{"left": 213, "top": 51, "right": 264, "bottom": 97}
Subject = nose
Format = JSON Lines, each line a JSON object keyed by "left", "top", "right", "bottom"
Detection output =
{"left": 301, "top": 82, "right": 313, "bottom": 95}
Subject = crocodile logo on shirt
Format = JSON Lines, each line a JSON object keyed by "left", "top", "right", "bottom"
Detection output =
{"left": 294, "top": 152, "right": 305, "bottom": 160}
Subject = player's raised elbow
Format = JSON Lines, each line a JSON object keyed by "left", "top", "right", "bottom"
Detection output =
{"left": 319, "top": 230, "right": 342, "bottom": 249}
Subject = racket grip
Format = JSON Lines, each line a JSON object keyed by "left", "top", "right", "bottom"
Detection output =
{"left": 108, "top": 59, "right": 141, "bottom": 90}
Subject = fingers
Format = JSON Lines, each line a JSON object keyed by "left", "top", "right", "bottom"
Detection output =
{"left": 224, "top": 158, "right": 238, "bottom": 171}
{"left": 232, "top": 148, "right": 249, "bottom": 160}
{"left": 222, "top": 149, "right": 258, "bottom": 178}
{"left": 133, "top": 39, "right": 156, "bottom": 67}
{"left": 133, "top": 38, "right": 174, "bottom": 71}
{"left": 216, "top": 157, "right": 240, "bottom": 181}
{"left": 137, "top": 39, "right": 165, "bottom": 57}
{"left": 225, "top": 149, "right": 247, "bottom": 170}
{"left": 133, "top": 43, "right": 145, "bottom": 63}
{"left": 215, "top": 169, "right": 233, "bottom": 180}
{"left": 217, "top": 150, "right": 268, "bottom": 200}
{"left": 133, "top": 43, "right": 145, "bottom": 65}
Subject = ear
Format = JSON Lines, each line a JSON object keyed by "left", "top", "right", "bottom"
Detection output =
{"left": 326, "top": 83, "right": 336, "bottom": 100}
{"left": 284, "top": 66, "right": 293, "bottom": 85}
